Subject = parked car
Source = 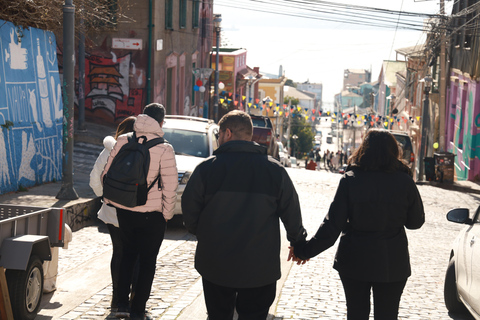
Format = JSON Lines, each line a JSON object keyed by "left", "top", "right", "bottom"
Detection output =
{"left": 277, "top": 142, "right": 291, "bottom": 167}
{"left": 390, "top": 131, "right": 415, "bottom": 170}
{"left": 250, "top": 115, "right": 279, "bottom": 159}
{"left": 326, "top": 134, "right": 333, "bottom": 144}
{"left": 162, "top": 116, "right": 219, "bottom": 215}
{"left": 444, "top": 206, "right": 480, "bottom": 317}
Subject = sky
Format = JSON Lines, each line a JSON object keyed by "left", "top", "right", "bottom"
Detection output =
{"left": 213, "top": 0, "right": 453, "bottom": 110}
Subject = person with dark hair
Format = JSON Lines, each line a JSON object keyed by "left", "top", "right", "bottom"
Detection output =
{"left": 90, "top": 116, "right": 136, "bottom": 313}
{"left": 182, "top": 110, "right": 307, "bottom": 320}
{"left": 290, "top": 129, "right": 425, "bottom": 320}
{"left": 102, "top": 103, "right": 178, "bottom": 320}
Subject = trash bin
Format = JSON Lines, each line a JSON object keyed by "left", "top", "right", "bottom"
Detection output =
{"left": 434, "top": 152, "right": 455, "bottom": 183}
{"left": 424, "top": 157, "right": 436, "bottom": 181}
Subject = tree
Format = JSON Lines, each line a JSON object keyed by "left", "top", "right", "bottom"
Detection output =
{"left": 288, "top": 109, "right": 315, "bottom": 158}
{"left": 0, "top": 0, "right": 132, "bottom": 34}
{"left": 284, "top": 96, "right": 299, "bottom": 105}
{"left": 284, "top": 79, "right": 297, "bottom": 88}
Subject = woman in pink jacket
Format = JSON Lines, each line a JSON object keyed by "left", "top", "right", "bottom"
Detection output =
{"left": 102, "top": 103, "right": 178, "bottom": 320}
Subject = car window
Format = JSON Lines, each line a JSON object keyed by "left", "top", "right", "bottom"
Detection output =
{"left": 162, "top": 128, "right": 209, "bottom": 158}
{"left": 251, "top": 118, "right": 266, "bottom": 127}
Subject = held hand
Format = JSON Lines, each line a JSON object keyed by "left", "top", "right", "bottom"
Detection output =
{"left": 288, "top": 246, "right": 309, "bottom": 265}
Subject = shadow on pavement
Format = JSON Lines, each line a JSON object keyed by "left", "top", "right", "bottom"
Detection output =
{"left": 448, "top": 311, "right": 475, "bottom": 319}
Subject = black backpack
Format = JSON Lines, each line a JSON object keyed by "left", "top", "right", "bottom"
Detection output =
{"left": 103, "top": 132, "right": 164, "bottom": 208}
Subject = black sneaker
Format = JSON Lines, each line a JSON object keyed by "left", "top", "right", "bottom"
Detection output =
{"left": 115, "top": 307, "right": 130, "bottom": 318}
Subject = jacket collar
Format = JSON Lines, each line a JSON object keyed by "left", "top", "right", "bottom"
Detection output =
{"left": 214, "top": 140, "right": 267, "bottom": 155}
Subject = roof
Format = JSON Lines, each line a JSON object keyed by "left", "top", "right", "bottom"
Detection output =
{"left": 345, "top": 69, "right": 369, "bottom": 74}
{"left": 395, "top": 44, "right": 425, "bottom": 58}
{"left": 284, "top": 86, "right": 315, "bottom": 100}
{"left": 381, "top": 61, "right": 406, "bottom": 87}
{"left": 163, "top": 116, "right": 215, "bottom": 133}
{"left": 340, "top": 90, "right": 362, "bottom": 98}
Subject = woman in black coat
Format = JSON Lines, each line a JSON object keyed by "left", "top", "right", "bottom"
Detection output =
{"left": 291, "top": 129, "right": 425, "bottom": 320}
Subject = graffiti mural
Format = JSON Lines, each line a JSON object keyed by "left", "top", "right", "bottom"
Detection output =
{"left": 84, "top": 53, "right": 144, "bottom": 120}
{"left": 447, "top": 71, "right": 480, "bottom": 181}
{"left": 0, "top": 20, "right": 63, "bottom": 194}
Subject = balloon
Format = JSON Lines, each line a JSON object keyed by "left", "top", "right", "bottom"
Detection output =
{"left": 194, "top": 85, "right": 199, "bottom": 91}
{"left": 218, "top": 82, "right": 225, "bottom": 89}
{"left": 433, "top": 142, "right": 439, "bottom": 149}
{"left": 196, "top": 79, "right": 203, "bottom": 86}
{"left": 199, "top": 86, "right": 206, "bottom": 92}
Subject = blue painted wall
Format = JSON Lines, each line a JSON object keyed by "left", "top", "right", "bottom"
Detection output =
{"left": 0, "top": 21, "right": 63, "bottom": 194}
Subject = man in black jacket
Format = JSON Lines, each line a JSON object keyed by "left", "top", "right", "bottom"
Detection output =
{"left": 182, "top": 110, "right": 307, "bottom": 320}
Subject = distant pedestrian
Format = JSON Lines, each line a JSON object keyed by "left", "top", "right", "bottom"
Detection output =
{"left": 90, "top": 116, "right": 137, "bottom": 313}
{"left": 102, "top": 104, "right": 178, "bottom": 320}
{"left": 291, "top": 129, "right": 425, "bottom": 320}
{"left": 306, "top": 159, "right": 317, "bottom": 170}
{"left": 182, "top": 110, "right": 307, "bottom": 320}
{"left": 315, "top": 148, "right": 321, "bottom": 170}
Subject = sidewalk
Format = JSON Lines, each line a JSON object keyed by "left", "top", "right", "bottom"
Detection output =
{"left": 0, "top": 121, "right": 115, "bottom": 230}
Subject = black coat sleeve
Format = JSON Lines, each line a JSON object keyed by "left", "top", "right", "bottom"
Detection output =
{"left": 405, "top": 179, "right": 425, "bottom": 230}
{"left": 181, "top": 163, "right": 206, "bottom": 235}
{"left": 277, "top": 169, "right": 307, "bottom": 245}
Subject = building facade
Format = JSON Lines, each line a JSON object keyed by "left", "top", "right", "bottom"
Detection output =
{"left": 66, "top": 0, "right": 214, "bottom": 125}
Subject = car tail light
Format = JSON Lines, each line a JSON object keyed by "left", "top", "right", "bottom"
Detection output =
{"left": 266, "top": 131, "right": 271, "bottom": 146}
{"left": 410, "top": 152, "right": 415, "bottom": 163}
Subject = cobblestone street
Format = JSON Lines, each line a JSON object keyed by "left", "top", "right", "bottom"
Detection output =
{"left": 37, "top": 165, "right": 480, "bottom": 319}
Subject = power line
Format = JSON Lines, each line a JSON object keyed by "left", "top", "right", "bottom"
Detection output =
{"left": 215, "top": 0, "right": 437, "bottom": 31}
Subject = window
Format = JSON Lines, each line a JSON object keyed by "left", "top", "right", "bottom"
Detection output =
{"left": 192, "top": 0, "right": 200, "bottom": 28}
{"left": 166, "top": 0, "right": 173, "bottom": 30}
{"left": 166, "top": 68, "right": 173, "bottom": 114}
{"left": 162, "top": 129, "right": 209, "bottom": 158}
{"left": 180, "top": 0, "right": 187, "bottom": 29}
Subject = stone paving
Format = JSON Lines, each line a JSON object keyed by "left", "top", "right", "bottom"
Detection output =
{"left": 40, "top": 167, "right": 480, "bottom": 319}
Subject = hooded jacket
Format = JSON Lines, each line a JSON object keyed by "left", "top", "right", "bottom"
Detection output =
{"left": 90, "top": 135, "right": 118, "bottom": 226}
{"left": 182, "top": 140, "right": 307, "bottom": 288}
{"left": 102, "top": 115, "right": 178, "bottom": 219}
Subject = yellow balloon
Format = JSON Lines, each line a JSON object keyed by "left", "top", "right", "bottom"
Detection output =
{"left": 433, "top": 142, "right": 439, "bottom": 149}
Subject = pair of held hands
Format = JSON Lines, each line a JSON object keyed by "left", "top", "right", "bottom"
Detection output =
{"left": 287, "top": 246, "right": 309, "bottom": 265}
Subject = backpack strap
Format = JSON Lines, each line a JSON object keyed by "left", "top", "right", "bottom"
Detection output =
{"left": 143, "top": 136, "right": 165, "bottom": 190}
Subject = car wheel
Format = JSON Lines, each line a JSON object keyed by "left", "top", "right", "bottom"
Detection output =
{"left": 444, "top": 257, "right": 468, "bottom": 314}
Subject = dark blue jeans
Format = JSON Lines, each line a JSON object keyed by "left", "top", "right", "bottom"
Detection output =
{"left": 340, "top": 274, "right": 407, "bottom": 320}
{"left": 116, "top": 209, "right": 166, "bottom": 316}
{"left": 202, "top": 279, "right": 276, "bottom": 320}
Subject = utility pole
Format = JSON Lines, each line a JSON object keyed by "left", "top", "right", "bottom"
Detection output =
{"left": 439, "top": 0, "right": 447, "bottom": 151}
{"left": 57, "top": 0, "right": 78, "bottom": 200}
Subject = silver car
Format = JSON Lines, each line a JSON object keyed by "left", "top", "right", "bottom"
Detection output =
{"left": 444, "top": 207, "right": 480, "bottom": 318}
{"left": 162, "top": 116, "right": 219, "bottom": 215}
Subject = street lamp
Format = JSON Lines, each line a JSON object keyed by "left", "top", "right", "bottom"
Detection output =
{"left": 292, "top": 134, "right": 298, "bottom": 159}
{"left": 417, "top": 75, "right": 433, "bottom": 181}
{"left": 213, "top": 14, "right": 222, "bottom": 122}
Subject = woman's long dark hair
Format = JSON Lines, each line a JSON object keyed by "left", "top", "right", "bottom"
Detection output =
{"left": 347, "top": 129, "right": 412, "bottom": 176}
